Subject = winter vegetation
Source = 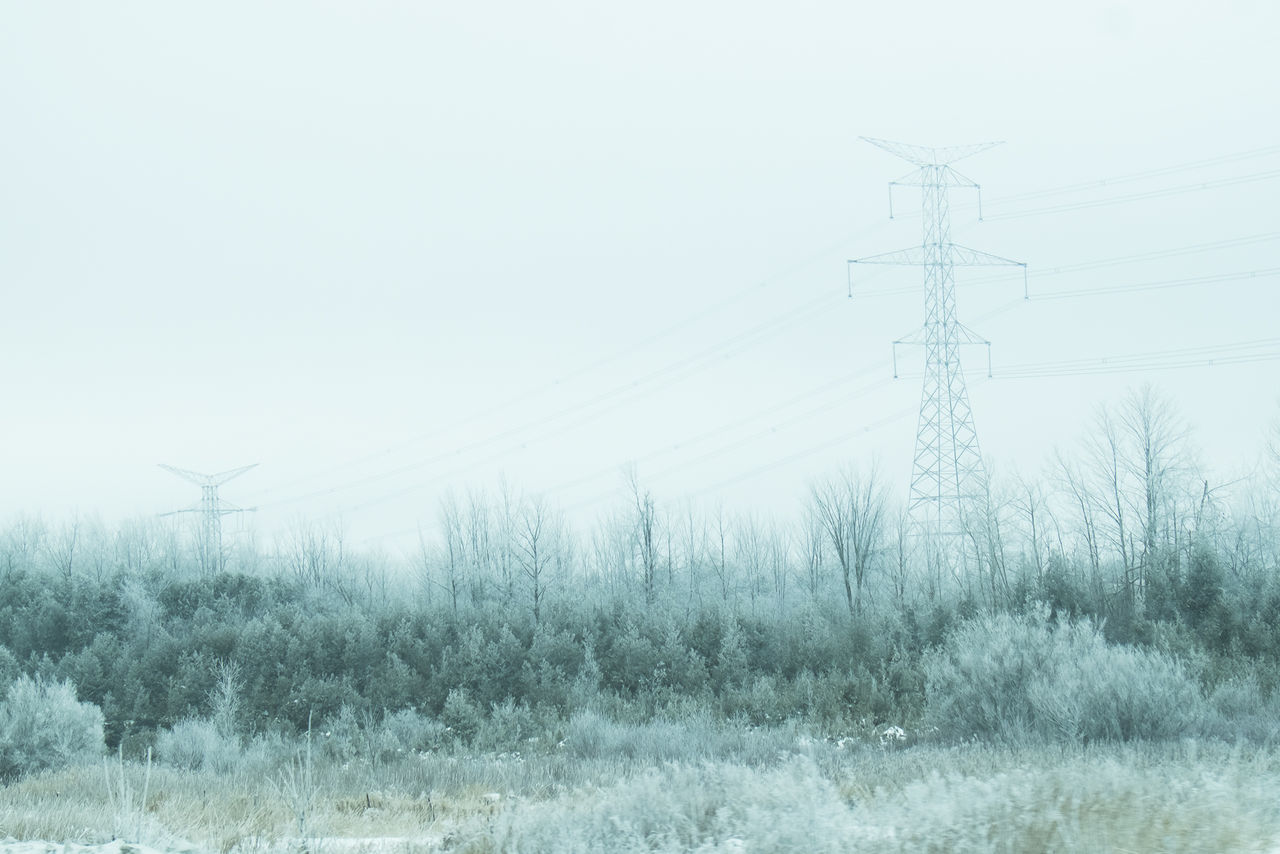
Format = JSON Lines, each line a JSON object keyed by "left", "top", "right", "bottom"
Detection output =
{"left": 3, "top": 385, "right": 1280, "bottom": 851}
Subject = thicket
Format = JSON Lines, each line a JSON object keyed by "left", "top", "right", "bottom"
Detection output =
{"left": 0, "top": 565, "right": 935, "bottom": 752}
{"left": 924, "top": 607, "right": 1209, "bottom": 744}
{"left": 0, "top": 387, "right": 1278, "bottom": 771}
{"left": 0, "top": 539, "right": 1277, "bottom": 766}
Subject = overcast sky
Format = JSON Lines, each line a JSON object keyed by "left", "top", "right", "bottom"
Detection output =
{"left": 3, "top": 1, "right": 1278, "bottom": 552}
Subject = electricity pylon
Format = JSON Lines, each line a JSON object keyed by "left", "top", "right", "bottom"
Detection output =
{"left": 159, "top": 463, "right": 257, "bottom": 574}
{"left": 850, "top": 137, "right": 1025, "bottom": 544}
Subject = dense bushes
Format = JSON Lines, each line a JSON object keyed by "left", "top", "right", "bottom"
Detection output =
{"left": 924, "top": 607, "right": 1209, "bottom": 744}
{"left": 0, "top": 675, "right": 105, "bottom": 780}
{"left": 1, "top": 541, "right": 1278, "bottom": 765}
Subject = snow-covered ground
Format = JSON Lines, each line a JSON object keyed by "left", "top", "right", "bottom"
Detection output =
{"left": 0, "top": 839, "right": 444, "bottom": 854}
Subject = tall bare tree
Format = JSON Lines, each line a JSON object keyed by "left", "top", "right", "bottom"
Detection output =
{"left": 514, "top": 493, "right": 564, "bottom": 625}
{"left": 1117, "top": 384, "right": 1191, "bottom": 577}
{"left": 809, "top": 462, "right": 889, "bottom": 616}
{"left": 624, "top": 466, "right": 660, "bottom": 606}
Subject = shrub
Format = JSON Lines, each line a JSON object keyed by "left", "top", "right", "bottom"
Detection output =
{"left": 474, "top": 697, "right": 536, "bottom": 751}
{"left": 924, "top": 605, "right": 1208, "bottom": 744}
{"left": 441, "top": 687, "right": 483, "bottom": 743}
{"left": 0, "top": 675, "right": 105, "bottom": 781}
{"left": 155, "top": 717, "right": 243, "bottom": 773}
{"left": 0, "top": 646, "right": 19, "bottom": 686}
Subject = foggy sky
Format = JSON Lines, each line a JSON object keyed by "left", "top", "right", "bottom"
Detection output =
{"left": 2, "top": 1, "right": 1278, "bottom": 550}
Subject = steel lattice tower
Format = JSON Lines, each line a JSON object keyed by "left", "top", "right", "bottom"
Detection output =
{"left": 160, "top": 463, "right": 257, "bottom": 574}
{"left": 851, "top": 138, "right": 1025, "bottom": 542}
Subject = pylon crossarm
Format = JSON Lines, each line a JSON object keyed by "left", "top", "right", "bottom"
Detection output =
{"left": 157, "top": 464, "right": 208, "bottom": 485}
{"left": 951, "top": 322, "right": 991, "bottom": 345}
{"left": 850, "top": 246, "right": 927, "bottom": 265}
{"left": 209, "top": 463, "right": 259, "bottom": 485}
{"left": 893, "top": 326, "right": 928, "bottom": 346}
{"left": 862, "top": 136, "right": 1003, "bottom": 167}
{"left": 158, "top": 506, "right": 200, "bottom": 518}
{"left": 948, "top": 244, "right": 1025, "bottom": 267}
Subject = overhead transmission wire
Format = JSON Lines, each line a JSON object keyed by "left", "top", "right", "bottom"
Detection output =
{"left": 992, "top": 337, "right": 1280, "bottom": 379}
{"left": 241, "top": 221, "right": 892, "bottom": 506}
{"left": 852, "top": 232, "right": 1280, "bottom": 299}
{"left": 667, "top": 335, "right": 1280, "bottom": 512}
{"left": 261, "top": 287, "right": 855, "bottom": 514}
{"left": 983, "top": 168, "right": 1280, "bottom": 220}
{"left": 258, "top": 143, "right": 1276, "bottom": 506}
{"left": 362, "top": 367, "right": 901, "bottom": 544}
{"left": 884, "top": 141, "right": 1280, "bottom": 221}
{"left": 365, "top": 295, "right": 1033, "bottom": 544}
{"left": 255, "top": 143, "right": 1280, "bottom": 509}
{"left": 542, "top": 361, "right": 894, "bottom": 497}
{"left": 355, "top": 154, "right": 1280, "bottom": 542}
{"left": 1034, "top": 267, "right": 1280, "bottom": 300}
{"left": 556, "top": 373, "right": 898, "bottom": 517}
{"left": 292, "top": 142, "right": 1280, "bottom": 544}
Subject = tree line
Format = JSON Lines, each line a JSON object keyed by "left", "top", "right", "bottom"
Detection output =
{"left": 1, "top": 384, "right": 1278, "bottom": 752}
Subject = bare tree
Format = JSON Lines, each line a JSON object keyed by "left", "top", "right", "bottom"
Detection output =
{"left": 49, "top": 515, "right": 81, "bottom": 581}
{"left": 964, "top": 476, "right": 1011, "bottom": 607}
{"left": 733, "top": 512, "right": 768, "bottom": 615}
{"left": 1074, "top": 386, "right": 1193, "bottom": 607}
{"left": 281, "top": 519, "right": 351, "bottom": 603}
{"left": 465, "top": 487, "right": 494, "bottom": 604}
{"left": 709, "top": 503, "right": 733, "bottom": 605}
{"left": 432, "top": 491, "right": 467, "bottom": 615}
{"left": 888, "top": 504, "right": 913, "bottom": 606}
{"left": 796, "top": 511, "right": 825, "bottom": 602}
{"left": 679, "top": 501, "right": 708, "bottom": 615}
{"left": 496, "top": 477, "right": 520, "bottom": 606}
{"left": 514, "top": 493, "right": 564, "bottom": 625}
{"left": 589, "top": 511, "right": 631, "bottom": 601}
{"left": 1, "top": 515, "right": 46, "bottom": 581}
{"left": 624, "top": 466, "right": 660, "bottom": 606}
{"left": 1117, "top": 384, "right": 1192, "bottom": 578}
{"left": 1054, "top": 448, "right": 1101, "bottom": 579}
{"left": 809, "top": 462, "right": 889, "bottom": 616}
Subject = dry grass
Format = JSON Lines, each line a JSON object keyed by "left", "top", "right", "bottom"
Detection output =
{"left": 1, "top": 737, "right": 1278, "bottom": 853}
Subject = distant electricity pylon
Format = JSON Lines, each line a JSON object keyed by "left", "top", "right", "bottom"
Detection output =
{"left": 850, "top": 137, "right": 1025, "bottom": 543}
{"left": 159, "top": 464, "right": 258, "bottom": 574}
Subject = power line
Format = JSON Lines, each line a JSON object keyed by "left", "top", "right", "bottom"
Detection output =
{"left": 984, "top": 168, "right": 1280, "bottom": 221}
{"left": 252, "top": 143, "right": 1277, "bottom": 509}
{"left": 983, "top": 142, "right": 1280, "bottom": 208}
{"left": 1034, "top": 267, "right": 1280, "bottom": 301}
{"left": 852, "top": 231, "right": 1280, "bottom": 298}
{"left": 992, "top": 337, "right": 1280, "bottom": 379}
{"left": 556, "top": 374, "right": 898, "bottom": 516}
{"left": 242, "top": 223, "right": 892, "bottom": 505}
{"left": 259, "top": 290, "right": 845, "bottom": 513}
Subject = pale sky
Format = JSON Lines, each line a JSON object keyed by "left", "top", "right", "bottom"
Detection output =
{"left": 3, "top": 1, "right": 1278, "bottom": 552}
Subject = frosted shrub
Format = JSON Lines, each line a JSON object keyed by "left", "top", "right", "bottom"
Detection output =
{"left": 0, "top": 675, "right": 105, "bottom": 781}
{"left": 0, "top": 646, "right": 19, "bottom": 686}
{"left": 924, "top": 606, "right": 1208, "bottom": 744}
{"left": 483, "top": 758, "right": 859, "bottom": 854}
{"left": 156, "top": 717, "right": 243, "bottom": 773}
{"left": 564, "top": 709, "right": 695, "bottom": 762}
{"left": 441, "top": 687, "right": 483, "bottom": 743}
{"left": 474, "top": 698, "right": 536, "bottom": 751}
{"left": 380, "top": 708, "right": 449, "bottom": 754}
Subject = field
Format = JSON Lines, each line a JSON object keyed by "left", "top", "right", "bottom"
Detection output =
{"left": 4, "top": 726, "right": 1280, "bottom": 853}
